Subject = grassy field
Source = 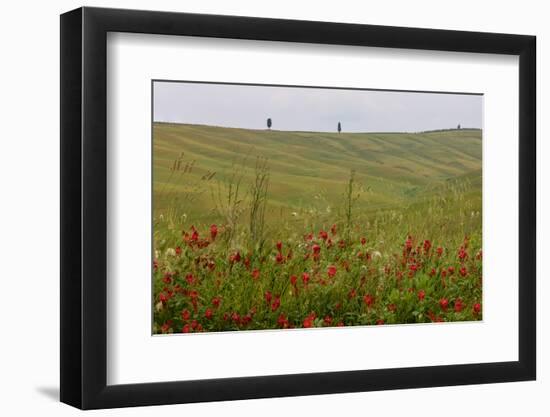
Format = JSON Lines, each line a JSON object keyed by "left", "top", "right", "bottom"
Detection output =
{"left": 153, "top": 123, "right": 482, "bottom": 333}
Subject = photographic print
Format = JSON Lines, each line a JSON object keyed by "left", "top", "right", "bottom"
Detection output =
{"left": 152, "top": 81, "right": 483, "bottom": 334}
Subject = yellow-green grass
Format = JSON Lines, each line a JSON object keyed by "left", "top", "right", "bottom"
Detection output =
{"left": 153, "top": 122, "right": 481, "bottom": 228}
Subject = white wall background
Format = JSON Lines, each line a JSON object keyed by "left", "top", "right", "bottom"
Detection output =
{"left": 0, "top": 0, "right": 545, "bottom": 415}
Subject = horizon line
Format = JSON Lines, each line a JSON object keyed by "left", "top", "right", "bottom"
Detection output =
{"left": 153, "top": 120, "right": 483, "bottom": 135}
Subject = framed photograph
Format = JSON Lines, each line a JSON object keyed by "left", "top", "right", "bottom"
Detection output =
{"left": 60, "top": 6, "right": 536, "bottom": 409}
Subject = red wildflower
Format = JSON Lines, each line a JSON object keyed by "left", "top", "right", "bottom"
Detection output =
{"left": 388, "top": 303, "right": 397, "bottom": 312}
{"left": 271, "top": 297, "right": 281, "bottom": 312}
{"left": 303, "top": 313, "right": 316, "bottom": 328}
{"left": 185, "top": 273, "right": 195, "bottom": 285}
{"left": 210, "top": 224, "right": 218, "bottom": 240}
{"left": 290, "top": 275, "right": 298, "bottom": 285}
{"left": 473, "top": 303, "right": 482, "bottom": 314}
{"left": 277, "top": 314, "right": 289, "bottom": 328}
{"left": 204, "top": 308, "right": 213, "bottom": 319}
{"left": 363, "top": 294, "right": 374, "bottom": 307}
{"left": 454, "top": 298, "right": 464, "bottom": 312}
{"left": 302, "top": 272, "right": 310, "bottom": 285}
{"left": 162, "top": 272, "right": 172, "bottom": 284}
{"left": 181, "top": 309, "right": 190, "bottom": 321}
{"left": 429, "top": 268, "right": 436, "bottom": 277}
{"left": 159, "top": 292, "right": 169, "bottom": 303}
{"left": 423, "top": 239, "right": 432, "bottom": 253}
{"left": 190, "top": 227, "right": 199, "bottom": 242}
{"left": 251, "top": 268, "right": 260, "bottom": 280}
{"left": 458, "top": 247, "right": 468, "bottom": 260}
{"left": 312, "top": 244, "right": 321, "bottom": 255}
{"left": 319, "top": 230, "right": 328, "bottom": 241}
{"left": 276, "top": 241, "right": 283, "bottom": 252}
{"left": 447, "top": 266, "right": 455, "bottom": 275}
{"left": 212, "top": 296, "right": 221, "bottom": 308}
{"left": 436, "top": 247, "right": 443, "bottom": 256}
{"left": 264, "top": 291, "right": 272, "bottom": 304}
{"left": 327, "top": 265, "right": 337, "bottom": 278}
{"left": 348, "top": 289, "right": 357, "bottom": 299}
{"left": 417, "top": 290, "right": 426, "bottom": 301}
{"left": 175, "top": 246, "right": 182, "bottom": 256}
{"left": 324, "top": 316, "right": 333, "bottom": 326}
{"left": 439, "top": 298, "right": 449, "bottom": 311}
{"left": 229, "top": 251, "right": 241, "bottom": 264}
{"left": 161, "top": 322, "right": 171, "bottom": 333}
{"left": 182, "top": 324, "right": 191, "bottom": 333}
{"left": 361, "top": 237, "right": 367, "bottom": 245}
{"left": 231, "top": 312, "right": 240, "bottom": 324}
{"left": 459, "top": 266, "right": 467, "bottom": 277}
{"left": 405, "top": 236, "right": 413, "bottom": 252}
{"left": 331, "top": 224, "right": 337, "bottom": 235}
{"left": 376, "top": 319, "right": 385, "bottom": 325}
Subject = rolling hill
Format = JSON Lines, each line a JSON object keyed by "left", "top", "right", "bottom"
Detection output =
{"left": 153, "top": 122, "right": 482, "bottom": 224}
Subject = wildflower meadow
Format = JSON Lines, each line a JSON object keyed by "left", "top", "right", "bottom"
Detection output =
{"left": 152, "top": 123, "right": 482, "bottom": 334}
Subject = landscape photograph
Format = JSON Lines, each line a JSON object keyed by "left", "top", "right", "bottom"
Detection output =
{"left": 152, "top": 81, "right": 483, "bottom": 334}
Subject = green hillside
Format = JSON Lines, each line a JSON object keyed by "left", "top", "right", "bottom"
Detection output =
{"left": 153, "top": 122, "right": 482, "bottom": 225}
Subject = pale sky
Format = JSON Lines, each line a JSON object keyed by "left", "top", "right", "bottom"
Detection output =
{"left": 153, "top": 81, "right": 483, "bottom": 133}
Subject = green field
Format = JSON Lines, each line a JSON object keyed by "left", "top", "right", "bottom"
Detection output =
{"left": 152, "top": 122, "right": 482, "bottom": 333}
{"left": 153, "top": 122, "right": 481, "bottom": 225}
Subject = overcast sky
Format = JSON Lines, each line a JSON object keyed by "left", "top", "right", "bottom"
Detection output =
{"left": 153, "top": 81, "right": 483, "bottom": 133}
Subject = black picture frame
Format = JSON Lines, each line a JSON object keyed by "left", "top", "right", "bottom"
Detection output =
{"left": 60, "top": 6, "right": 536, "bottom": 410}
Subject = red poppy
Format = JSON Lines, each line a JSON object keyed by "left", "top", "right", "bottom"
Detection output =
{"left": 439, "top": 298, "right": 449, "bottom": 311}
{"left": 458, "top": 247, "right": 468, "bottom": 260}
{"left": 459, "top": 266, "right": 467, "bottom": 277}
{"left": 161, "top": 322, "right": 171, "bottom": 333}
{"left": 312, "top": 244, "right": 321, "bottom": 255}
{"left": 327, "top": 265, "right": 337, "bottom": 278}
{"left": 185, "top": 273, "right": 195, "bottom": 285}
{"left": 303, "top": 314, "right": 316, "bottom": 328}
{"left": 361, "top": 237, "right": 367, "bottom": 245}
{"left": 436, "top": 247, "right": 443, "bottom": 256}
{"left": 271, "top": 297, "right": 281, "bottom": 312}
{"left": 447, "top": 266, "right": 455, "bottom": 275}
{"left": 290, "top": 275, "right": 298, "bottom": 285}
{"left": 182, "top": 324, "right": 191, "bottom": 333}
{"left": 319, "top": 230, "right": 328, "bottom": 241}
{"left": 454, "top": 298, "right": 464, "bottom": 312}
{"left": 204, "top": 308, "right": 213, "bottom": 319}
{"left": 417, "top": 290, "right": 426, "bottom": 301}
{"left": 251, "top": 268, "right": 260, "bottom": 280}
{"left": 212, "top": 296, "right": 221, "bottom": 308}
{"left": 276, "top": 241, "right": 283, "bottom": 252}
{"left": 210, "top": 224, "right": 218, "bottom": 240}
{"left": 302, "top": 272, "right": 310, "bottom": 285}
{"left": 162, "top": 272, "right": 172, "bottom": 284}
{"left": 473, "top": 303, "right": 482, "bottom": 314}
{"left": 277, "top": 314, "right": 289, "bottom": 328}
{"left": 423, "top": 239, "right": 432, "bottom": 253}
{"left": 324, "top": 316, "right": 333, "bottom": 326}
{"left": 264, "top": 291, "right": 272, "bottom": 304}
{"left": 175, "top": 246, "right": 182, "bottom": 256}
{"left": 363, "top": 294, "right": 374, "bottom": 307}
{"left": 181, "top": 309, "right": 190, "bottom": 321}
{"left": 229, "top": 251, "right": 241, "bottom": 264}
